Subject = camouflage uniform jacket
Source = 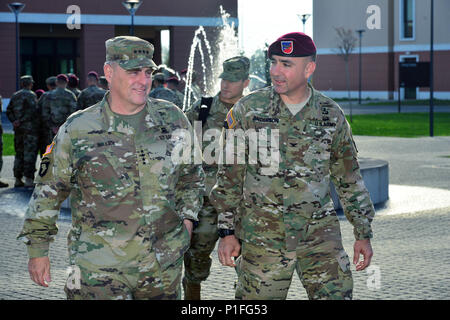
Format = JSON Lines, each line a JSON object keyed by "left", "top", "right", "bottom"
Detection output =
{"left": 185, "top": 93, "right": 237, "bottom": 195}
{"left": 6, "top": 89, "right": 38, "bottom": 131}
{"left": 210, "top": 84, "right": 375, "bottom": 251}
{"left": 77, "top": 85, "right": 106, "bottom": 111}
{"left": 68, "top": 87, "right": 81, "bottom": 98}
{"left": 18, "top": 93, "right": 205, "bottom": 271}
{"left": 149, "top": 86, "right": 183, "bottom": 108}
{"left": 41, "top": 87, "right": 77, "bottom": 129}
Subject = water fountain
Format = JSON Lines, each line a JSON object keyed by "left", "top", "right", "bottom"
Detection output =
{"left": 182, "top": 6, "right": 241, "bottom": 111}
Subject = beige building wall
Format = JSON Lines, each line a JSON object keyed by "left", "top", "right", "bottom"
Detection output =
{"left": 312, "top": 0, "right": 450, "bottom": 99}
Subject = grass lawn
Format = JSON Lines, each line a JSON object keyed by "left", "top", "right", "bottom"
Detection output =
{"left": 1, "top": 133, "right": 15, "bottom": 156}
{"left": 347, "top": 112, "right": 450, "bottom": 137}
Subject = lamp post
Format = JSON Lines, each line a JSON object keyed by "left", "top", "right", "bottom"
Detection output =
{"left": 297, "top": 14, "right": 311, "bottom": 33}
{"left": 122, "top": 0, "right": 142, "bottom": 36}
{"left": 356, "top": 29, "right": 365, "bottom": 105}
{"left": 8, "top": 2, "right": 25, "bottom": 91}
{"left": 429, "top": 0, "right": 434, "bottom": 137}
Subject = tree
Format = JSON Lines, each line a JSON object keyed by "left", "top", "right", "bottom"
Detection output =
{"left": 335, "top": 27, "right": 357, "bottom": 122}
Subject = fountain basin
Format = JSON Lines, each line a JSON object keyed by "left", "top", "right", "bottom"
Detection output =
{"left": 330, "top": 157, "right": 389, "bottom": 210}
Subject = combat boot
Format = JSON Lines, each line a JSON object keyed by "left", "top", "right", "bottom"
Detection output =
{"left": 14, "top": 178, "right": 24, "bottom": 188}
{"left": 182, "top": 277, "right": 201, "bottom": 300}
{"left": 24, "top": 177, "right": 35, "bottom": 188}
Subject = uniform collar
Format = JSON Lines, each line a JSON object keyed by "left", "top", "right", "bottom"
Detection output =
{"left": 101, "top": 92, "right": 166, "bottom": 134}
{"left": 270, "top": 82, "right": 320, "bottom": 119}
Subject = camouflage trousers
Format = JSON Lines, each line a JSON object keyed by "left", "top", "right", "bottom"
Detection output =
{"left": 64, "top": 252, "right": 183, "bottom": 300}
{"left": 13, "top": 129, "right": 39, "bottom": 179}
{"left": 235, "top": 214, "right": 353, "bottom": 300}
{"left": 183, "top": 197, "right": 219, "bottom": 284}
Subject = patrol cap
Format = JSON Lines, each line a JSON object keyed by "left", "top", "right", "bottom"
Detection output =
{"left": 219, "top": 56, "right": 250, "bottom": 82}
{"left": 105, "top": 36, "right": 157, "bottom": 71}
{"left": 268, "top": 32, "right": 316, "bottom": 58}
{"left": 153, "top": 72, "right": 165, "bottom": 82}
{"left": 20, "top": 75, "right": 34, "bottom": 84}
{"left": 46, "top": 76, "right": 57, "bottom": 87}
{"left": 56, "top": 74, "right": 68, "bottom": 83}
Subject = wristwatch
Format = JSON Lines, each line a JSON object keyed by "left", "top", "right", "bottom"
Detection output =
{"left": 218, "top": 228, "right": 235, "bottom": 238}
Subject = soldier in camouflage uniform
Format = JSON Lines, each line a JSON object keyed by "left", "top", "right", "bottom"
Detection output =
{"left": 68, "top": 74, "right": 81, "bottom": 98}
{"left": 149, "top": 73, "right": 183, "bottom": 108}
{"left": 211, "top": 32, "right": 375, "bottom": 300}
{"left": 36, "top": 77, "right": 56, "bottom": 156}
{"left": 182, "top": 56, "right": 250, "bottom": 300}
{"left": 18, "top": 36, "right": 205, "bottom": 300}
{"left": 0, "top": 95, "right": 8, "bottom": 188}
{"left": 98, "top": 76, "right": 109, "bottom": 90}
{"left": 167, "top": 76, "right": 185, "bottom": 108}
{"left": 41, "top": 74, "right": 77, "bottom": 146}
{"left": 76, "top": 71, "right": 106, "bottom": 111}
{"left": 6, "top": 76, "right": 39, "bottom": 187}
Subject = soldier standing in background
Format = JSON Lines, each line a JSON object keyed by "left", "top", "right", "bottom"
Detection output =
{"left": 183, "top": 56, "right": 250, "bottom": 300}
{"left": 17, "top": 36, "right": 204, "bottom": 300}
{"left": 6, "top": 76, "right": 39, "bottom": 188}
{"left": 167, "top": 76, "right": 185, "bottom": 108}
{"left": 0, "top": 95, "right": 9, "bottom": 188}
{"left": 211, "top": 32, "right": 375, "bottom": 300}
{"left": 45, "top": 76, "right": 57, "bottom": 91}
{"left": 41, "top": 74, "right": 77, "bottom": 145}
{"left": 36, "top": 77, "right": 56, "bottom": 156}
{"left": 77, "top": 71, "right": 106, "bottom": 111}
{"left": 67, "top": 74, "right": 82, "bottom": 98}
{"left": 98, "top": 76, "right": 109, "bottom": 91}
{"left": 149, "top": 73, "right": 183, "bottom": 108}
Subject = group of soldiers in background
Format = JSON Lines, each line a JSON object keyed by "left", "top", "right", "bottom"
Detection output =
{"left": 4, "top": 72, "right": 106, "bottom": 188}
{"left": 1, "top": 64, "right": 206, "bottom": 189}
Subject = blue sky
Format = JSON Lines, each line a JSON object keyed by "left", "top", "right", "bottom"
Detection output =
{"left": 238, "top": 0, "right": 313, "bottom": 55}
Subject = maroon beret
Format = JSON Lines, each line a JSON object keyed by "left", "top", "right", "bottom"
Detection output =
{"left": 88, "top": 71, "right": 99, "bottom": 80}
{"left": 268, "top": 32, "right": 316, "bottom": 58}
{"left": 56, "top": 74, "right": 68, "bottom": 82}
{"left": 167, "top": 76, "right": 180, "bottom": 84}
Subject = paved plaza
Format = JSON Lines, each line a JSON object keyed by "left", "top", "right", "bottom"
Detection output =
{"left": 1, "top": 117, "right": 450, "bottom": 299}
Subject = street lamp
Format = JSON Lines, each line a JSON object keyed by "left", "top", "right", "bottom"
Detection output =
{"left": 429, "top": 0, "right": 434, "bottom": 137}
{"left": 356, "top": 29, "right": 365, "bottom": 105}
{"left": 297, "top": 14, "right": 311, "bottom": 33}
{"left": 8, "top": 2, "right": 25, "bottom": 91}
{"left": 122, "top": 0, "right": 142, "bottom": 36}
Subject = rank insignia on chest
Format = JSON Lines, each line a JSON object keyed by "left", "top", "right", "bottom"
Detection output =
{"left": 226, "top": 109, "right": 236, "bottom": 129}
{"left": 281, "top": 41, "right": 294, "bottom": 54}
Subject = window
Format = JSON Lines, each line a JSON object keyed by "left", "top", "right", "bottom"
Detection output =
{"left": 400, "top": 0, "right": 415, "bottom": 40}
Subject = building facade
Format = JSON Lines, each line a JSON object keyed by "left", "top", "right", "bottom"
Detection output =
{"left": 0, "top": 0, "right": 237, "bottom": 105}
{"left": 312, "top": 0, "right": 450, "bottom": 100}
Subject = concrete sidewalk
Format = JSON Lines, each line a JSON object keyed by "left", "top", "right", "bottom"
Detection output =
{"left": 1, "top": 135, "right": 450, "bottom": 300}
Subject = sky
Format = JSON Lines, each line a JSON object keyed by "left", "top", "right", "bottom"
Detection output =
{"left": 238, "top": 0, "right": 313, "bottom": 55}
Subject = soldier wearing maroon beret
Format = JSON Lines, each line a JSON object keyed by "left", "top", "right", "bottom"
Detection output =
{"left": 212, "top": 32, "right": 375, "bottom": 300}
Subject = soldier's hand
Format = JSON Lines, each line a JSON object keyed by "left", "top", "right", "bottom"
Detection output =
{"left": 28, "top": 256, "right": 52, "bottom": 287}
{"left": 353, "top": 239, "right": 373, "bottom": 271}
{"left": 218, "top": 235, "right": 240, "bottom": 267}
{"left": 183, "top": 219, "right": 194, "bottom": 238}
